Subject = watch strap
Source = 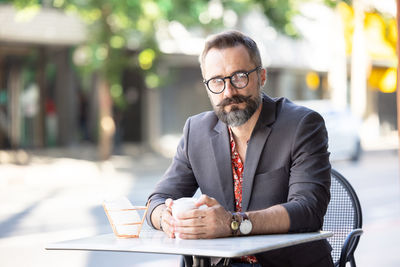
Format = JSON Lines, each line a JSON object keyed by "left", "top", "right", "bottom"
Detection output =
{"left": 238, "top": 212, "right": 249, "bottom": 220}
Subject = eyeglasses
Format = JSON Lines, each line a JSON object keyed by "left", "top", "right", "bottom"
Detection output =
{"left": 203, "top": 66, "right": 261, "bottom": 94}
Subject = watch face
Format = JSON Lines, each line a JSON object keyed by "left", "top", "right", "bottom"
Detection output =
{"left": 240, "top": 219, "right": 252, "bottom": 235}
{"left": 231, "top": 220, "right": 239, "bottom": 231}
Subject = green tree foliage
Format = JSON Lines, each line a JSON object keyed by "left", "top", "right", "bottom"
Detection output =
{"left": 3, "top": 0, "right": 337, "bottom": 108}
{"left": 254, "top": 0, "right": 301, "bottom": 37}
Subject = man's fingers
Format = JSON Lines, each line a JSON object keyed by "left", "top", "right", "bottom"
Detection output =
{"left": 160, "top": 204, "right": 175, "bottom": 238}
{"left": 175, "top": 225, "right": 207, "bottom": 239}
{"left": 164, "top": 195, "right": 230, "bottom": 239}
{"left": 174, "top": 216, "right": 204, "bottom": 227}
{"left": 161, "top": 216, "right": 175, "bottom": 238}
{"left": 196, "top": 194, "right": 218, "bottom": 207}
{"left": 165, "top": 198, "right": 173, "bottom": 208}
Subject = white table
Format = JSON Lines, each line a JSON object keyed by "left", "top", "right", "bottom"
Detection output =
{"left": 46, "top": 227, "right": 332, "bottom": 266}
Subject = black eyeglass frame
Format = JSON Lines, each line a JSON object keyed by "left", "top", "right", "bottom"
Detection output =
{"left": 203, "top": 66, "right": 261, "bottom": 94}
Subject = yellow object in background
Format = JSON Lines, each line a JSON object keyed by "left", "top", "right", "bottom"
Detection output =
{"left": 364, "top": 13, "right": 396, "bottom": 60}
{"left": 379, "top": 68, "right": 397, "bottom": 93}
{"left": 368, "top": 67, "right": 397, "bottom": 93}
{"left": 306, "top": 71, "right": 320, "bottom": 91}
{"left": 139, "top": 48, "right": 156, "bottom": 70}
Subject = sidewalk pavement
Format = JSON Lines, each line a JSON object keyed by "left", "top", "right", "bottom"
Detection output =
{"left": 0, "top": 144, "right": 180, "bottom": 267}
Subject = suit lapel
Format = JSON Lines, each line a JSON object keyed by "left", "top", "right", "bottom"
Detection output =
{"left": 242, "top": 95, "right": 277, "bottom": 211}
{"left": 210, "top": 120, "right": 235, "bottom": 211}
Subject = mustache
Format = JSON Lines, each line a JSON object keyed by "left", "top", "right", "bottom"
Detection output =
{"left": 216, "top": 95, "right": 252, "bottom": 107}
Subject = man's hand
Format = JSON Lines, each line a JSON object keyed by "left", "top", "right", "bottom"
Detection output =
{"left": 159, "top": 199, "right": 175, "bottom": 238}
{"left": 172, "top": 194, "right": 232, "bottom": 239}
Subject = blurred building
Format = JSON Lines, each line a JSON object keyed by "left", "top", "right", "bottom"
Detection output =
{"left": 0, "top": 2, "right": 397, "bottom": 155}
{"left": 0, "top": 4, "right": 85, "bottom": 148}
{"left": 0, "top": 4, "right": 147, "bottom": 151}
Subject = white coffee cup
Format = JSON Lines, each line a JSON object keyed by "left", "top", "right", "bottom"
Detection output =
{"left": 172, "top": 197, "right": 197, "bottom": 220}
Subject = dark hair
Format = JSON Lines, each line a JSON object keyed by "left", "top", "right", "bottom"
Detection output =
{"left": 199, "top": 30, "right": 262, "bottom": 73}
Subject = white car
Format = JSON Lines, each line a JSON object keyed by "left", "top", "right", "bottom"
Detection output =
{"left": 295, "top": 100, "right": 362, "bottom": 161}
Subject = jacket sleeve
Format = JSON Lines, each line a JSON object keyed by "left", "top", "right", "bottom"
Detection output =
{"left": 281, "top": 110, "right": 331, "bottom": 232}
{"left": 145, "top": 117, "right": 199, "bottom": 228}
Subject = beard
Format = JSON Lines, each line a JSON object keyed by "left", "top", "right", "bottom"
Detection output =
{"left": 214, "top": 93, "right": 262, "bottom": 127}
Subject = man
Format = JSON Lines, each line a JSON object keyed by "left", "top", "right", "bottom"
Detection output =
{"left": 146, "top": 31, "right": 333, "bottom": 267}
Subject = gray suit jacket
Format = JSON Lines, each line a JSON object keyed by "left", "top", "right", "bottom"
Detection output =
{"left": 147, "top": 95, "right": 332, "bottom": 267}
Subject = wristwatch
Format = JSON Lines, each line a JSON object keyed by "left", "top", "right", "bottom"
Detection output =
{"left": 230, "top": 212, "right": 252, "bottom": 236}
{"left": 230, "top": 213, "right": 240, "bottom": 236}
{"left": 238, "top": 212, "right": 252, "bottom": 235}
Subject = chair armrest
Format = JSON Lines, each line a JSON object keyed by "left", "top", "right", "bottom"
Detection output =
{"left": 338, "top": 228, "right": 363, "bottom": 267}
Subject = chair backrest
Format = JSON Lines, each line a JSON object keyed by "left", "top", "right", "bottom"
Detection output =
{"left": 323, "top": 169, "right": 363, "bottom": 265}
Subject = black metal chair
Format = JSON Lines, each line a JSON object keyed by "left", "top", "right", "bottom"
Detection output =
{"left": 323, "top": 168, "right": 363, "bottom": 267}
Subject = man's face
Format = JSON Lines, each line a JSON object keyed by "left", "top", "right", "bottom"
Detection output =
{"left": 202, "top": 45, "right": 266, "bottom": 127}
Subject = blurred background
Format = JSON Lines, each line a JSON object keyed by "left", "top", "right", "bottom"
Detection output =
{"left": 0, "top": 0, "right": 399, "bottom": 266}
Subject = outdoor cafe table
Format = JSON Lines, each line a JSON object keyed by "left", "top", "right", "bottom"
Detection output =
{"left": 46, "top": 226, "right": 332, "bottom": 267}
